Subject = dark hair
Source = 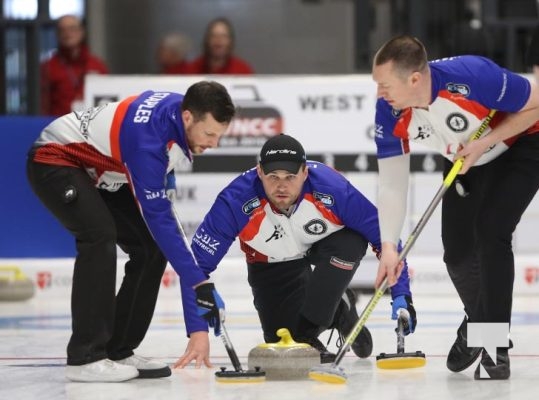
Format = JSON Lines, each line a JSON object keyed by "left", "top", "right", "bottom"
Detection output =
{"left": 203, "top": 17, "right": 235, "bottom": 54}
{"left": 182, "top": 80, "right": 236, "bottom": 123}
{"left": 374, "top": 35, "right": 428, "bottom": 77}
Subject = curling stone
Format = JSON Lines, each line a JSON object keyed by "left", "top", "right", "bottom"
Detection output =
{"left": 247, "top": 328, "right": 320, "bottom": 380}
{"left": 0, "top": 266, "right": 35, "bottom": 301}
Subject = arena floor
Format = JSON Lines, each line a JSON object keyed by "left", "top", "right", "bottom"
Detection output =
{"left": 1, "top": 257, "right": 538, "bottom": 400}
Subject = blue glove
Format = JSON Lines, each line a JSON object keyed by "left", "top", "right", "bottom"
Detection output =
{"left": 391, "top": 295, "right": 416, "bottom": 335}
{"left": 195, "top": 282, "right": 225, "bottom": 336}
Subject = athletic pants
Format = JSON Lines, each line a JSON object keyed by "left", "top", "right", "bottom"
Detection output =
{"left": 442, "top": 134, "right": 539, "bottom": 325}
{"left": 247, "top": 228, "right": 368, "bottom": 342}
{"left": 26, "top": 161, "right": 167, "bottom": 365}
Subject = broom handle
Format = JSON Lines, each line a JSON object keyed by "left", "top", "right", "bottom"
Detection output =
{"left": 334, "top": 181, "right": 446, "bottom": 365}
{"left": 333, "top": 109, "right": 497, "bottom": 367}
{"left": 396, "top": 316, "right": 405, "bottom": 354}
{"left": 220, "top": 320, "right": 243, "bottom": 372}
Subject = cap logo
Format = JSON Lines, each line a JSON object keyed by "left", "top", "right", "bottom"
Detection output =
{"left": 266, "top": 149, "right": 297, "bottom": 155}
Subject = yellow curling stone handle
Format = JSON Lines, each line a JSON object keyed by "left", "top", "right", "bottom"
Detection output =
{"left": 0, "top": 266, "right": 29, "bottom": 281}
{"left": 257, "top": 328, "right": 311, "bottom": 349}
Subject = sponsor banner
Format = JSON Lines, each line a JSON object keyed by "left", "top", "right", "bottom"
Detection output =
{"left": 189, "top": 153, "right": 446, "bottom": 173}
{"left": 397, "top": 256, "right": 539, "bottom": 295}
{"left": 0, "top": 258, "right": 248, "bottom": 300}
{"left": 84, "top": 74, "right": 379, "bottom": 154}
{"left": 1, "top": 258, "right": 179, "bottom": 299}
{"left": 4, "top": 255, "right": 539, "bottom": 300}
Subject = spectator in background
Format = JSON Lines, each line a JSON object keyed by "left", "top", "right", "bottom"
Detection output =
{"left": 157, "top": 32, "right": 191, "bottom": 74}
{"left": 184, "top": 17, "right": 253, "bottom": 75}
{"left": 40, "top": 14, "right": 108, "bottom": 116}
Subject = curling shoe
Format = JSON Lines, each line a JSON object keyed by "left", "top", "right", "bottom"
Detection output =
{"left": 446, "top": 316, "right": 482, "bottom": 372}
{"left": 474, "top": 348, "right": 510, "bottom": 380}
{"left": 336, "top": 288, "right": 373, "bottom": 358}
{"left": 66, "top": 358, "right": 139, "bottom": 382}
{"left": 116, "top": 354, "right": 171, "bottom": 378}
{"left": 297, "top": 336, "right": 336, "bottom": 364}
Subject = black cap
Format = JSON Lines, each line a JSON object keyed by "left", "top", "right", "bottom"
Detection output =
{"left": 259, "top": 134, "right": 306, "bottom": 174}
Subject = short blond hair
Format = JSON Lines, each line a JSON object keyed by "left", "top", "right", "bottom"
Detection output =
{"left": 374, "top": 35, "right": 428, "bottom": 78}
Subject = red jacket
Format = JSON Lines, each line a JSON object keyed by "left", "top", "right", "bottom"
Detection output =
{"left": 40, "top": 45, "right": 108, "bottom": 116}
{"left": 183, "top": 55, "right": 253, "bottom": 75}
{"left": 161, "top": 61, "right": 189, "bottom": 75}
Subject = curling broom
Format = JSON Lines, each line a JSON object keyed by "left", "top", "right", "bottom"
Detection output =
{"left": 376, "top": 309, "right": 426, "bottom": 369}
{"left": 215, "top": 313, "right": 266, "bottom": 383}
{"left": 308, "top": 109, "right": 496, "bottom": 384}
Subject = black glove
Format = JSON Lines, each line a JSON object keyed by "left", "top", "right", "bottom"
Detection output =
{"left": 391, "top": 295, "right": 417, "bottom": 335}
{"left": 195, "top": 282, "right": 225, "bottom": 336}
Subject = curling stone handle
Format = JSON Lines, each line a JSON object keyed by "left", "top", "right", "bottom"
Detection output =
{"left": 0, "top": 265, "right": 27, "bottom": 280}
{"left": 276, "top": 328, "right": 297, "bottom": 346}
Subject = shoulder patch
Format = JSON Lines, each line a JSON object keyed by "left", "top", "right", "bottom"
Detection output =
{"left": 313, "top": 191, "right": 334, "bottom": 206}
{"left": 242, "top": 197, "right": 261, "bottom": 215}
{"left": 446, "top": 82, "right": 470, "bottom": 97}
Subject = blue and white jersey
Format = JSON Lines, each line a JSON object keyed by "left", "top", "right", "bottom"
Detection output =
{"left": 182, "top": 161, "right": 412, "bottom": 333}
{"left": 375, "top": 56, "right": 535, "bottom": 162}
{"left": 32, "top": 91, "right": 207, "bottom": 288}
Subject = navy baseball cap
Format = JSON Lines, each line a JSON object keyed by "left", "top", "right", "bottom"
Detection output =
{"left": 259, "top": 134, "right": 306, "bottom": 174}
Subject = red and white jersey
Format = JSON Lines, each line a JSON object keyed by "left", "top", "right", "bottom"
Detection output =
{"left": 33, "top": 102, "right": 187, "bottom": 192}
{"left": 238, "top": 195, "right": 345, "bottom": 263}
{"left": 30, "top": 91, "right": 208, "bottom": 288}
{"left": 375, "top": 56, "right": 538, "bottom": 163}
{"left": 183, "top": 161, "right": 412, "bottom": 333}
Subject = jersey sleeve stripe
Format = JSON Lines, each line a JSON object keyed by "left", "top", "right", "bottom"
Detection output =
{"left": 238, "top": 199, "right": 268, "bottom": 241}
{"left": 110, "top": 95, "right": 137, "bottom": 162}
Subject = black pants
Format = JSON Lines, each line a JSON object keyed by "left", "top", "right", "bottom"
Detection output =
{"left": 26, "top": 161, "right": 167, "bottom": 365}
{"left": 442, "top": 134, "right": 539, "bottom": 324}
{"left": 247, "top": 228, "right": 368, "bottom": 342}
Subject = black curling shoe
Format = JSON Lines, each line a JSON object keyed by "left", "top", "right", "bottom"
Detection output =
{"left": 474, "top": 348, "right": 510, "bottom": 380}
{"left": 446, "top": 317, "right": 482, "bottom": 372}
{"left": 335, "top": 289, "right": 373, "bottom": 358}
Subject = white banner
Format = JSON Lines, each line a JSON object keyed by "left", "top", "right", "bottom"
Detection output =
{"left": 4, "top": 254, "right": 539, "bottom": 299}
{"left": 84, "top": 74, "right": 378, "bottom": 154}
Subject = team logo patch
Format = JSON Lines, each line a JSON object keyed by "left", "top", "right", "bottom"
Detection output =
{"left": 391, "top": 108, "right": 402, "bottom": 118}
{"left": 303, "top": 219, "right": 328, "bottom": 235}
{"left": 446, "top": 83, "right": 470, "bottom": 97}
{"left": 446, "top": 113, "right": 468, "bottom": 133}
{"left": 313, "top": 191, "right": 334, "bottom": 206}
{"left": 413, "top": 125, "right": 433, "bottom": 140}
{"left": 242, "top": 197, "right": 261, "bottom": 214}
{"left": 329, "top": 256, "right": 355, "bottom": 270}
{"left": 265, "top": 224, "right": 284, "bottom": 242}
